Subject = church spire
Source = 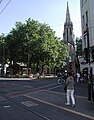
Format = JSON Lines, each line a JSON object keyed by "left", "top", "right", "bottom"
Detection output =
{"left": 65, "top": 2, "right": 71, "bottom": 23}
{"left": 63, "top": 1, "right": 76, "bottom": 74}
{"left": 63, "top": 1, "right": 74, "bottom": 45}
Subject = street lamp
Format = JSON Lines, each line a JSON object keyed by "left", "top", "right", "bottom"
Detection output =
{"left": 1, "top": 38, "right": 5, "bottom": 77}
{"left": 84, "top": 23, "right": 92, "bottom": 101}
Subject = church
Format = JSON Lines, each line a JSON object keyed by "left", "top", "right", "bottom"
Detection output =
{"left": 63, "top": 2, "right": 76, "bottom": 73}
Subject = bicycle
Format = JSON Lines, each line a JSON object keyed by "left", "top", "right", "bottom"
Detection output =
{"left": 57, "top": 78, "right": 65, "bottom": 84}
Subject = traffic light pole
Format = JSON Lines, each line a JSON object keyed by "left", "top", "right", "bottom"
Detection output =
{"left": 88, "top": 57, "right": 91, "bottom": 101}
{"left": 87, "top": 26, "right": 92, "bottom": 101}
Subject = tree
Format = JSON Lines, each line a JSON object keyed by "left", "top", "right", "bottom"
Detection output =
{"left": 76, "top": 37, "right": 83, "bottom": 56}
{"left": 4, "top": 18, "right": 68, "bottom": 75}
{"left": 75, "top": 37, "right": 83, "bottom": 72}
{"left": 0, "top": 34, "right": 5, "bottom": 63}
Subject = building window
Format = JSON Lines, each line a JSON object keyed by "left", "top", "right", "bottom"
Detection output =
{"left": 83, "top": 11, "right": 88, "bottom": 33}
{"left": 83, "top": 15, "right": 85, "bottom": 24}
{"left": 85, "top": 0, "right": 87, "bottom": 3}
{"left": 91, "top": 46, "right": 94, "bottom": 62}
{"left": 70, "top": 28, "right": 72, "bottom": 34}
{"left": 84, "top": 34, "right": 88, "bottom": 48}
{"left": 82, "top": 0, "right": 84, "bottom": 7}
{"left": 67, "top": 28, "right": 68, "bottom": 41}
{"left": 86, "top": 11, "right": 88, "bottom": 23}
{"left": 81, "top": 0, "right": 87, "bottom": 7}
{"left": 82, "top": 15, "right": 85, "bottom": 30}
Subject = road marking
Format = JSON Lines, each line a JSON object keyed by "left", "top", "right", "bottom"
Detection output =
{"left": 5, "top": 83, "right": 56, "bottom": 96}
{"left": 24, "top": 94, "right": 94, "bottom": 120}
{"left": 24, "top": 85, "right": 33, "bottom": 88}
{"left": 21, "top": 101, "right": 38, "bottom": 107}
{"left": 39, "top": 83, "right": 57, "bottom": 88}
{"left": 47, "top": 85, "right": 62, "bottom": 90}
{"left": 3, "top": 105, "right": 10, "bottom": 108}
{"left": 0, "top": 82, "right": 88, "bottom": 101}
{"left": 2, "top": 89, "right": 9, "bottom": 92}
{"left": 46, "top": 90, "right": 88, "bottom": 99}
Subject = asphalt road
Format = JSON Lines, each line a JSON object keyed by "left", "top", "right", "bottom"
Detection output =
{"left": 0, "top": 78, "right": 93, "bottom": 120}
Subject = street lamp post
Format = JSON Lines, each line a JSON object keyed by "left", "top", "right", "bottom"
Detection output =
{"left": 87, "top": 25, "right": 92, "bottom": 101}
{"left": 84, "top": 24, "right": 92, "bottom": 101}
{"left": 1, "top": 39, "right": 5, "bottom": 77}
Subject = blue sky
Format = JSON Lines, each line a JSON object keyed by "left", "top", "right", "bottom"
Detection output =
{"left": 0, "top": 0, "right": 81, "bottom": 39}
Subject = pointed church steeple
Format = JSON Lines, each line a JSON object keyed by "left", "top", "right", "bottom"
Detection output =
{"left": 66, "top": 2, "right": 71, "bottom": 23}
{"left": 63, "top": 2, "right": 76, "bottom": 73}
{"left": 63, "top": 1, "right": 73, "bottom": 45}
{"left": 65, "top": 1, "right": 73, "bottom": 26}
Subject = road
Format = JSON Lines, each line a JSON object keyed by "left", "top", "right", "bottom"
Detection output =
{"left": 0, "top": 78, "right": 93, "bottom": 120}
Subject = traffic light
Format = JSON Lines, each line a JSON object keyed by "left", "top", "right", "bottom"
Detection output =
{"left": 84, "top": 48, "right": 89, "bottom": 63}
{"left": 91, "top": 46, "right": 94, "bottom": 62}
{"left": 69, "top": 62, "right": 72, "bottom": 70}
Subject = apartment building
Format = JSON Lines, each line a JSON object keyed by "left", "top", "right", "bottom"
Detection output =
{"left": 80, "top": 0, "right": 94, "bottom": 69}
{"left": 80, "top": 0, "right": 94, "bottom": 101}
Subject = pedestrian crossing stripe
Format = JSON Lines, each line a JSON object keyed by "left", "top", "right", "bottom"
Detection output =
{"left": 24, "top": 94, "right": 94, "bottom": 120}
{"left": 20, "top": 101, "right": 38, "bottom": 107}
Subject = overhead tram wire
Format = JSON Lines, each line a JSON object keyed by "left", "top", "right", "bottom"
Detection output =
{"left": 0, "top": 0, "right": 3, "bottom": 4}
{"left": 0, "top": 0, "right": 12, "bottom": 15}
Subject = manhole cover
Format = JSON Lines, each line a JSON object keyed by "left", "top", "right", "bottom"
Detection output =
{"left": 21, "top": 101, "right": 38, "bottom": 107}
{"left": 4, "top": 105, "right": 11, "bottom": 108}
{"left": 52, "top": 98, "right": 63, "bottom": 101}
{"left": 24, "top": 85, "right": 32, "bottom": 88}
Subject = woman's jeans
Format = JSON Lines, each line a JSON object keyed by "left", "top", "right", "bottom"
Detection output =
{"left": 66, "top": 89, "right": 75, "bottom": 105}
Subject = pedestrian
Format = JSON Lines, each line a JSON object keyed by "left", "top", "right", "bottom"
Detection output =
{"left": 37, "top": 72, "right": 40, "bottom": 79}
{"left": 65, "top": 72, "right": 75, "bottom": 107}
{"left": 76, "top": 72, "right": 80, "bottom": 83}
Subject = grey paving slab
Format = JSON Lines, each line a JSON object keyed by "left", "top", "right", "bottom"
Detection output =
{"left": 0, "top": 99, "right": 47, "bottom": 120}
{"left": 12, "top": 94, "right": 92, "bottom": 120}
{"left": 25, "top": 90, "right": 94, "bottom": 120}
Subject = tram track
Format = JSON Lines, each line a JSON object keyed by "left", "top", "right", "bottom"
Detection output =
{"left": 0, "top": 82, "right": 62, "bottom": 120}
{"left": 0, "top": 91, "right": 50, "bottom": 120}
{"left": 0, "top": 81, "right": 93, "bottom": 120}
{"left": 1, "top": 83, "right": 58, "bottom": 97}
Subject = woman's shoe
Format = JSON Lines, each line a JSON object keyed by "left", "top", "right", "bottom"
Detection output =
{"left": 65, "top": 103, "right": 70, "bottom": 106}
{"left": 72, "top": 104, "right": 75, "bottom": 108}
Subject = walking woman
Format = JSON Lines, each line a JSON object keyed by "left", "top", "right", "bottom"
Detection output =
{"left": 65, "top": 72, "right": 75, "bottom": 107}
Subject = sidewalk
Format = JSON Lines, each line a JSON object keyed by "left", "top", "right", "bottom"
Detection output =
{"left": 25, "top": 89, "right": 94, "bottom": 120}
{"left": 0, "top": 75, "right": 56, "bottom": 80}
{"left": 0, "top": 77, "right": 31, "bottom": 80}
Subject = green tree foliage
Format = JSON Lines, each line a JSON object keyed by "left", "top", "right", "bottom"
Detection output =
{"left": 75, "top": 37, "right": 83, "bottom": 72}
{"left": 2, "top": 18, "right": 68, "bottom": 73}
{"left": 76, "top": 37, "right": 83, "bottom": 56}
{"left": 0, "top": 34, "right": 6, "bottom": 64}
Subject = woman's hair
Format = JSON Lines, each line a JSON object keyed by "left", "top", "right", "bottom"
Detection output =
{"left": 68, "top": 72, "right": 72, "bottom": 76}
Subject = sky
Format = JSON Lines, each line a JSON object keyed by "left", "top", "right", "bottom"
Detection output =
{"left": 0, "top": 0, "right": 82, "bottom": 39}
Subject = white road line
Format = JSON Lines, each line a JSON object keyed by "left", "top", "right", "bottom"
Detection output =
{"left": 3, "top": 83, "right": 56, "bottom": 96}
{"left": 39, "top": 83, "right": 57, "bottom": 88}
{"left": 47, "top": 85, "right": 62, "bottom": 90}
{"left": 1, "top": 82, "right": 88, "bottom": 100}
{"left": 24, "top": 85, "right": 33, "bottom": 88}
{"left": 2, "top": 89, "right": 9, "bottom": 92}
{"left": 24, "top": 94, "right": 94, "bottom": 120}
{"left": 46, "top": 90, "right": 87, "bottom": 99}
{"left": 3, "top": 105, "right": 11, "bottom": 108}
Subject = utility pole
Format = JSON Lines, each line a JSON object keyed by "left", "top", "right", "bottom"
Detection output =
{"left": 87, "top": 33, "right": 91, "bottom": 101}
{"left": 84, "top": 23, "right": 91, "bottom": 100}
{"left": 1, "top": 39, "right": 5, "bottom": 77}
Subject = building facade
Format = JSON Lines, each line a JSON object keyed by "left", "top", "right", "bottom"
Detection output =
{"left": 63, "top": 2, "right": 76, "bottom": 73}
{"left": 80, "top": 0, "right": 94, "bottom": 101}
{"left": 80, "top": 0, "right": 94, "bottom": 64}
{"left": 80, "top": 0, "right": 94, "bottom": 47}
